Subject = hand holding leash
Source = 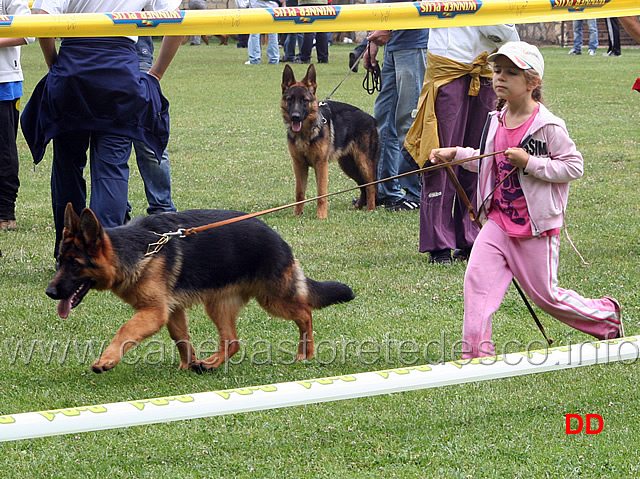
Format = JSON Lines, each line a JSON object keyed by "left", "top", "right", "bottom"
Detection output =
{"left": 429, "top": 147, "right": 458, "bottom": 165}
{"left": 362, "top": 42, "right": 381, "bottom": 95}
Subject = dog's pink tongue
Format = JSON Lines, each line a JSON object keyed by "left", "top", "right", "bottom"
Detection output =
{"left": 58, "top": 299, "right": 71, "bottom": 319}
{"left": 292, "top": 121, "right": 302, "bottom": 132}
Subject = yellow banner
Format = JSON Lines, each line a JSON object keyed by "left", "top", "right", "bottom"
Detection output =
{"left": 0, "top": 0, "right": 638, "bottom": 37}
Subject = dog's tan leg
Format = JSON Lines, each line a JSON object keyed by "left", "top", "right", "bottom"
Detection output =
{"left": 354, "top": 151, "right": 377, "bottom": 211}
{"left": 293, "top": 313, "right": 314, "bottom": 360}
{"left": 191, "top": 296, "right": 245, "bottom": 372}
{"left": 256, "top": 294, "right": 314, "bottom": 361}
{"left": 92, "top": 307, "right": 168, "bottom": 373}
{"left": 314, "top": 161, "right": 329, "bottom": 219}
{"left": 166, "top": 309, "right": 197, "bottom": 370}
{"left": 365, "top": 183, "right": 377, "bottom": 211}
{"left": 293, "top": 159, "right": 309, "bottom": 216}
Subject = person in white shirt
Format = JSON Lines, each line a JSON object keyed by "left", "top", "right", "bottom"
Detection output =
{"left": 405, "top": 25, "right": 519, "bottom": 264}
{"left": 0, "top": 0, "right": 34, "bottom": 232}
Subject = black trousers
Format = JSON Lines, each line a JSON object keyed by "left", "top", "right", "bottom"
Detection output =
{"left": 300, "top": 32, "right": 329, "bottom": 63}
{"left": 0, "top": 98, "right": 20, "bottom": 221}
{"left": 605, "top": 17, "right": 621, "bottom": 55}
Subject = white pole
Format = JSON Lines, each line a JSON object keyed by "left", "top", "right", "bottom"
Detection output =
{"left": 1, "top": 336, "right": 637, "bottom": 442}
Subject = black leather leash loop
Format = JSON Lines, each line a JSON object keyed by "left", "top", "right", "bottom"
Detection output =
{"left": 363, "top": 42, "right": 381, "bottom": 95}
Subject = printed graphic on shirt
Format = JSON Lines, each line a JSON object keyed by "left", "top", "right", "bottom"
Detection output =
{"left": 414, "top": 0, "right": 481, "bottom": 19}
{"left": 494, "top": 156, "right": 526, "bottom": 226}
{"left": 521, "top": 135, "right": 548, "bottom": 157}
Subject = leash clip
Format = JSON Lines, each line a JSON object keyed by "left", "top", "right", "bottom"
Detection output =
{"left": 145, "top": 229, "right": 187, "bottom": 256}
{"left": 161, "top": 228, "right": 187, "bottom": 238}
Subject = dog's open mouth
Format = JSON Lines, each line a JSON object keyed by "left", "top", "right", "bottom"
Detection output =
{"left": 291, "top": 120, "right": 302, "bottom": 132}
{"left": 57, "top": 281, "right": 93, "bottom": 319}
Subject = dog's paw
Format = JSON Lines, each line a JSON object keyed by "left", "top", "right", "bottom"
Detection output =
{"left": 189, "top": 361, "right": 211, "bottom": 374}
{"left": 91, "top": 361, "right": 114, "bottom": 374}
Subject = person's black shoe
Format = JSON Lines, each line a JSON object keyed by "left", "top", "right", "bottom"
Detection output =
{"left": 349, "top": 51, "right": 358, "bottom": 72}
{"left": 452, "top": 247, "right": 472, "bottom": 261}
{"left": 430, "top": 249, "right": 452, "bottom": 265}
{"left": 384, "top": 198, "right": 420, "bottom": 211}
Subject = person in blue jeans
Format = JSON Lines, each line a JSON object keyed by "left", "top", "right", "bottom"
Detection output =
{"left": 282, "top": 32, "right": 303, "bottom": 62}
{"left": 281, "top": 0, "right": 303, "bottom": 62}
{"left": 364, "top": 27, "right": 429, "bottom": 210}
{"left": 568, "top": 18, "right": 599, "bottom": 56}
{"left": 246, "top": 0, "right": 280, "bottom": 65}
{"left": 132, "top": 36, "right": 177, "bottom": 215}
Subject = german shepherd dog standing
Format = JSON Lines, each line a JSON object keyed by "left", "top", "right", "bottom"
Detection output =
{"left": 46, "top": 204, "right": 355, "bottom": 373}
{"left": 281, "top": 64, "right": 379, "bottom": 219}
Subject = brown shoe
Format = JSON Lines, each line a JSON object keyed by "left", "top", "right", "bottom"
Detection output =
{"left": 0, "top": 219, "right": 17, "bottom": 231}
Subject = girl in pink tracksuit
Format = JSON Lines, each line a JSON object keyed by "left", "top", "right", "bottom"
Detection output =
{"left": 429, "top": 41, "right": 623, "bottom": 358}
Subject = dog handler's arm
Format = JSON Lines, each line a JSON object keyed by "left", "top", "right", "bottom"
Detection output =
{"left": 36, "top": 10, "right": 58, "bottom": 69}
{"left": 363, "top": 30, "right": 391, "bottom": 72}
{"left": 147, "top": 36, "right": 185, "bottom": 81}
{"left": 620, "top": 16, "right": 640, "bottom": 42}
{"left": 362, "top": 43, "right": 378, "bottom": 72}
{"left": 367, "top": 30, "right": 392, "bottom": 46}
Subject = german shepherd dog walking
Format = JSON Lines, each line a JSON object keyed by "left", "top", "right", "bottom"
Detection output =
{"left": 46, "top": 204, "right": 355, "bottom": 373}
{"left": 281, "top": 64, "right": 379, "bottom": 219}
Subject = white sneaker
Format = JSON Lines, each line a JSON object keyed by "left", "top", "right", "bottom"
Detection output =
{"left": 588, "top": 49, "right": 596, "bottom": 56}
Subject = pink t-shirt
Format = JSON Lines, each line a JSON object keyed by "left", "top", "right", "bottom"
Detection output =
{"left": 487, "top": 104, "right": 559, "bottom": 237}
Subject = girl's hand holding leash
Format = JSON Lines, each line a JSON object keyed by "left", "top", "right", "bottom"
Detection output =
{"left": 504, "top": 147, "right": 530, "bottom": 168}
{"left": 429, "top": 147, "right": 457, "bottom": 164}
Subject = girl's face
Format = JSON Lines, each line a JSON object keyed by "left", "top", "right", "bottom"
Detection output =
{"left": 492, "top": 56, "right": 539, "bottom": 102}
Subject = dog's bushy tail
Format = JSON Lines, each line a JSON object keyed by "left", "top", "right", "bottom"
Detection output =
{"left": 306, "top": 279, "right": 355, "bottom": 309}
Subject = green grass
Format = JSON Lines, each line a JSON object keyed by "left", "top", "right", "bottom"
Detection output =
{"left": 0, "top": 40, "right": 639, "bottom": 477}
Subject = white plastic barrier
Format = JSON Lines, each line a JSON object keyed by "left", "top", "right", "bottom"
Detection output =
{"left": 1, "top": 336, "right": 637, "bottom": 442}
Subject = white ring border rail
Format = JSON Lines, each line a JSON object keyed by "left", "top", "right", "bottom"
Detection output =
{"left": 0, "top": 336, "right": 637, "bottom": 442}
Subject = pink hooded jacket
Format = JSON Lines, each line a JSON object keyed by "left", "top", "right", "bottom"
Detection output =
{"left": 455, "top": 103, "right": 583, "bottom": 236}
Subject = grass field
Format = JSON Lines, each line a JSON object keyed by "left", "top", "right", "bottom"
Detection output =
{"left": 0, "top": 38, "right": 639, "bottom": 477}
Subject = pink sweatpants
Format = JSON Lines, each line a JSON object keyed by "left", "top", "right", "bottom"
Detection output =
{"left": 462, "top": 219, "right": 621, "bottom": 358}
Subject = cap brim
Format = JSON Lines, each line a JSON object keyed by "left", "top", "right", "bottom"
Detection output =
{"left": 487, "top": 52, "right": 534, "bottom": 71}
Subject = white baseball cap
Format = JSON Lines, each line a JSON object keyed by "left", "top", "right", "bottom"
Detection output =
{"left": 487, "top": 41, "right": 545, "bottom": 79}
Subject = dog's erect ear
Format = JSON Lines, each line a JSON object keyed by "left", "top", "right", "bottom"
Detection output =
{"left": 282, "top": 64, "right": 296, "bottom": 93}
{"left": 302, "top": 64, "right": 317, "bottom": 96}
{"left": 63, "top": 202, "right": 81, "bottom": 235}
{"left": 79, "top": 207, "right": 105, "bottom": 249}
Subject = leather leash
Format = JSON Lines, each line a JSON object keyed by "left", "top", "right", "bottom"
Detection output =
{"left": 147, "top": 151, "right": 504, "bottom": 249}
{"left": 322, "top": 42, "right": 370, "bottom": 103}
{"left": 362, "top": 42, "right": 381, "bottom": 95}
{"left": 443, "top": 163, "right": 554, "bottom": 345}
{"left": 145, "top": 151, "right": 505, "bottom": 256}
